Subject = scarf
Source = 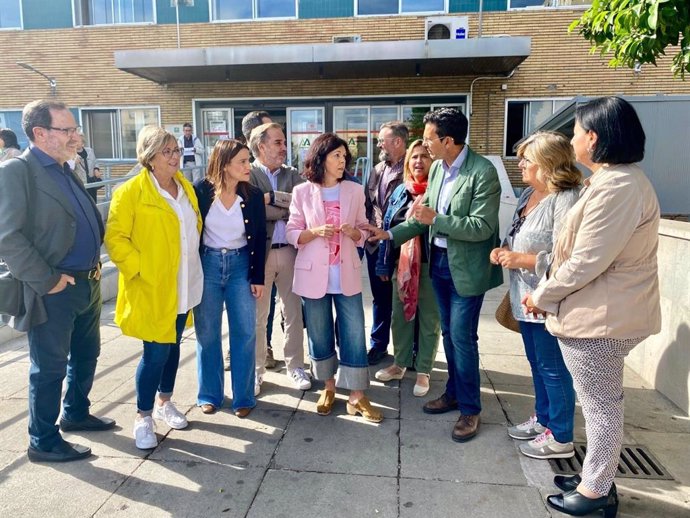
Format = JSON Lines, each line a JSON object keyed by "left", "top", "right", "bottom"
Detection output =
{"left": 397, "top": 178, "right": 428, "bottom": 321}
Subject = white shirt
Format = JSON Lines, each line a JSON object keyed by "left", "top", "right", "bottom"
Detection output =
{"left": 203, "top": 196, "right": 248, "bottom": 250}
{"left": 433, "top": 145, "right": 468, "bottom": 249}
{"left": 150, "top": 173, "right": 203, "bottom": 313}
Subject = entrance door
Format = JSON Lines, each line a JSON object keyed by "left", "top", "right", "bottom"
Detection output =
{"left": 286, "top": 107, "right": 324, "bottom": 171}
{"left": 201, "top": 109, "right": 233, "bottom": 159}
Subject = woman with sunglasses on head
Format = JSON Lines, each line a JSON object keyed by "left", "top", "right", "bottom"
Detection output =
{"left": 193, "top": 139, "right": 266, "bottom": 419}
{"left": 106, "top": 126, "right": 203, "bottom": 450}
{"left": 524, "top": 97, "right": 661, "bottom": 518}
{"left": 490, "top": 132, "right": 581, "bottom": 463}
{"left": 373, "top": 139, "right": 441, "bottom": 397}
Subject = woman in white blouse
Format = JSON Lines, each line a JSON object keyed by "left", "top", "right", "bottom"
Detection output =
{"left": 193, "top": 140, "right": 267, "bottom": 418}
{"left": 106, "top": 126, "right": 204, "bottom": 450}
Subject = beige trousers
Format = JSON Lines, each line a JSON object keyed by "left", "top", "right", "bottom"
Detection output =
{"left": 255, "top": 246, "right": 304, "bottom": 376}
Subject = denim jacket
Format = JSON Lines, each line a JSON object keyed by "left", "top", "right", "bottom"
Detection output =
{"left": 375, "top": 184, "right": 430, "bottom": 277}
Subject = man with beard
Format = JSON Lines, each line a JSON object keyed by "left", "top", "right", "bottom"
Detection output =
{"left": 364, "top": 122, "right": 408, "bottom": 365}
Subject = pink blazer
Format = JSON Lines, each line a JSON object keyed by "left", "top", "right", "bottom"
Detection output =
{"left": 286, "top": 180, "right": 369, "bottom": 299}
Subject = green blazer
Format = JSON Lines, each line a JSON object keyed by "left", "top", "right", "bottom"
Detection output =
{"left": 390, "top": 147, "right": 503, "bottom": 297}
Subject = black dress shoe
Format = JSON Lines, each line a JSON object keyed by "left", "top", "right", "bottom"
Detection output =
{"left": 28, "top": 440, "right": 91, "bottom": 463}
{"left": 367, "top": 348, "right": 388, "bottom": 366}
{"left": 59, "top": 414, "right": 116, "bottom": 432}
{"left": 554, "top": 474, "right": 582, "bottom": 492}
{"left": 547, "top": 486, "right": 618, "bottom": 518}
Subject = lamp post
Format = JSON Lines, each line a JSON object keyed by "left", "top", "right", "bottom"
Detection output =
{"left": 17, "top": 62, "right": 57, "bottom": 97}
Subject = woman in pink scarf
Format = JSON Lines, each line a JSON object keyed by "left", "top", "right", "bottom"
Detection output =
{"left": 373, "top": 140, "right": 441, "bottom": 397}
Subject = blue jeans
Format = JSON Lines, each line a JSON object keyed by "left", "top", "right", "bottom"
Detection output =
{"left": 136, "top": 313, "right": 187, "bottom": 414}
{"left": 302, "top": 292, "right": 369, "bottom": 391}
{"left": 27, "top": 277, "right": 101, "bottom": 449}
{"left": 194, "top": 247, "right": 256, "bottom": 411}
{"left": 519, "top": 321, "right": 575, "bottom": 443}
{"left": 430, "top": 249, "right": 484, "bottom": 416}
{"left": 366, "top": 248, "right": 392, "bottom": 352}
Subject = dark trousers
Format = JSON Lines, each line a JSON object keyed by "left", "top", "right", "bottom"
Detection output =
{"left": 430, "top": 248, "right": 484, "bottom": 416}
{"left": 27, "top": 277, "right": 102, "bottom": 449}
{"left": 365, "top": 248, "right": 392, "bottom": 352}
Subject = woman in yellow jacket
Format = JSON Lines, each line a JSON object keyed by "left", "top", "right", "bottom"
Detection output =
{"left": 105, "top": 126, "right": 203, "bottom": 450}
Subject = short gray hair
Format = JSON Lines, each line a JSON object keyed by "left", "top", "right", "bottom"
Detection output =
{"left": 136, "top": 125, "right": 177, "bottom": 171}
{"left": 249, "top": 122, "right": 282, "bottom": 157}
{"left": 22, "top": 99, "right": 67, "bottom": 142}
{"left": 380, "top": 121, "right": 409, "bottom": 142}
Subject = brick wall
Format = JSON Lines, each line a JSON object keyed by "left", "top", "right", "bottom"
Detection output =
{"left": 1, "top": 11, "right": 688, "bottom": 183}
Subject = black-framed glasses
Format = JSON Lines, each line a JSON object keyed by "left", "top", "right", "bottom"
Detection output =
{"left": 45, "top": 125, "right": 81, "bottom": 137}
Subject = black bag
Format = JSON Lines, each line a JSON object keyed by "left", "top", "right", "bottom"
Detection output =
{"left": 0, "top": 264, "right": 23, "bottom": 317}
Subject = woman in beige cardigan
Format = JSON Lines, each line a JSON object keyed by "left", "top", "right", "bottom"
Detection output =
{"left": 524, "top": 97, "right": 660, "bottom": 518}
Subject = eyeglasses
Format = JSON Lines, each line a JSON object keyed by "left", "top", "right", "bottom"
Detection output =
{"left": 161, "top": 147, "right": 182, "bottom": 158}
{"left": 508, "top": 214, "right": 527, "bottom": 238}
{"left": 519, "top": 156, "right": 534, "bottom": 165}
{"left": 45, "top": 126, "right": 81, "bottom": 137}
{"left": 422, "top": 136, "right": 446, "bottom": 146}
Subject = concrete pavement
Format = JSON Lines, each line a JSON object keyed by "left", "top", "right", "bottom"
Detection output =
{"left": 0, "top": 284, "right": 688, "bottom": 517}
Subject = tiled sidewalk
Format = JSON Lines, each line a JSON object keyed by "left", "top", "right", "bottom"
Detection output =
{"left": 0, "top": 286, "right": 688, "bottom": 517}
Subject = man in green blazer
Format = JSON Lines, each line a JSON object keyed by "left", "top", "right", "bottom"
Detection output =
{"left": 369, "top": 108, "right": 502, "bottom": 442}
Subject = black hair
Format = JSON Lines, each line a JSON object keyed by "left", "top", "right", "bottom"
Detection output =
{"left": 576, "top": 96, "right": 645, "bottom": 164}
{"left": 22, "top": 99, "right": 67, "bottom": 142}
{"left": 0, "top": 128, "right": 20, "bottom": 149}
{"left": 303, "top": 133, "right": 351, "bottom": 184}
{"left": 422, "top": 107, "right": 468, "bottom": 145}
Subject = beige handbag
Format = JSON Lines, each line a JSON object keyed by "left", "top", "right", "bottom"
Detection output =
{"left": 495, "top": 291, "right": 520, "bottom": 333}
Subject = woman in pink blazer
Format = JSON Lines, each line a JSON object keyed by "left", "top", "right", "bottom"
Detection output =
{"left": 286, "top": 133, "right": 382, "bottom": 423}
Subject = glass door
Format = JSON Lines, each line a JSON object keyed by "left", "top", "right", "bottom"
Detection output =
{"left": 333, "top": 106, "right": 369, "bottom": 181}
{"left": 201, "top": 109, "right": 233, "bottom": 159}
{"left": 286, "top": 107, "right": 324, "bottom": 172}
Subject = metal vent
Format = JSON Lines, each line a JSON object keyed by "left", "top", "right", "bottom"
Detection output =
{"left": 427, "top": 24, "right": 451, "bottom": 40}
{"left": 332, "top": 35, "right": 361, "bottom": 44}
{"left": 549, "top": 443, "right": 674, "bottom": 480}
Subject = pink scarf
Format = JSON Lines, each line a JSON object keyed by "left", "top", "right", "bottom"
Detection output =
{"left": 397, "top": 178, "right": 428, "bottom": 321}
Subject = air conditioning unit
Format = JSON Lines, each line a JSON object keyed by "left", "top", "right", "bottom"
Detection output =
{"left": 332, "top": 34, "right": 362, "bottom": 43}
{"left": 425, "top": 16, "right": 469, "bottom": 41}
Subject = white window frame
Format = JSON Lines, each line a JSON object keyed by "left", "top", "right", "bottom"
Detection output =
{"left": 0, "top": 0, "right": 23, "bottom": 30}
{"left": 72, "top": 0, "right": 157, "bottom": 28}
{"left": 79, "top": 105, "right": 161, "bottom": 161}
{"left": 507, "top": 0, "right": 591, "bottom": 10}
{"left": 210, "top": 0, "right": 298, "bottom": 22}
{"left": 503, "top": 97, "right": 572, "bottom": 157}
{"left": 355, "top": 0, "right": 447, "bottom": 17}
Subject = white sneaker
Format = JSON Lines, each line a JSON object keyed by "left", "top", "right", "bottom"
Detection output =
{"left": 152, "top": 401, "right": 188, "bottom": 430}
{"left": 507, "top": 415, "right": 547, "bottom": 440}
{"left": 133, "top": 416, "right": 157, "bottom": 450}
{"left": 255, "top": 374, "right": 263, "bottom": 397}
{"left": 519, "top": 429, "right": 575, "bottom": 459}
{"left": 289, "top": 368, "right": 312, "bottom": 390}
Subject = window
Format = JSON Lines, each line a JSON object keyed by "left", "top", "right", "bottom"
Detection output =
{"left": 212, "top": 0, "right": 296, "bottom": 20}
{"left": 504, "top": 99, "right": 570, "bottom": 156}
{"left": 74, "top": 0, "right": 154, "bottom": 26}
{"left": 81, "top": 107, "right": 159, "bottom": 160}
{"left": 357, "top": 0, "right": 445, "bottom": 15}
{"left": 0, "top": 0, "right": 21, "bottom": 29}
{"left": 508, "top": 0, "right": 589, "bottom": 8}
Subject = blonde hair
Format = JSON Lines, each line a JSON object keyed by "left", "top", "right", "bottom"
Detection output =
{"left": 517, "top": 131, "right": 582, "bottom": 192}
{"left": 136, "top": 125, "right": 178, "bottom": 171}
{"left": 403, "top": 139, "right": 431, "bottom": 182}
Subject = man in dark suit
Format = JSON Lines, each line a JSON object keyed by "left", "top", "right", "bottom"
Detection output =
{"left": 0, "top": 100, "right": 115, "bottom": 462}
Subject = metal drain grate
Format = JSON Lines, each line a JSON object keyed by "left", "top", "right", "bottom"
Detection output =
{"left": 549, "top": 443, "right": 674, "bottom": 480}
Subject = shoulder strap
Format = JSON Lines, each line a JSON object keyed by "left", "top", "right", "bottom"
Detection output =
{"left": 15, "top": 156, "right": 35, "bottom": 240}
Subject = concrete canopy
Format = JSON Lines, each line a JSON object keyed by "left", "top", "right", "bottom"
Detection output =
{"left": 114, "top": 37, "right": 531, "bottom": 84}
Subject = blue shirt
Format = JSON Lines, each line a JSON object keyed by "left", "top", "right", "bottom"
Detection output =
{"left": 30, "top": 146, "right": 102, "bottom": 271}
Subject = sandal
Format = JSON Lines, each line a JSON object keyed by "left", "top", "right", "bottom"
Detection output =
{"left": 316, "top": 389, "right": 336, "bottom": 416}
{"left": 413, "top": 373, "right": 430, "bottom": 397}
{"left": 346, "top": 396, "right": 383, "bottom": 423}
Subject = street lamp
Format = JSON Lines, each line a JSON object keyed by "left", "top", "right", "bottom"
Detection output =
{"left": 17, "top": 62, "right": 57, "bottom": 97}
